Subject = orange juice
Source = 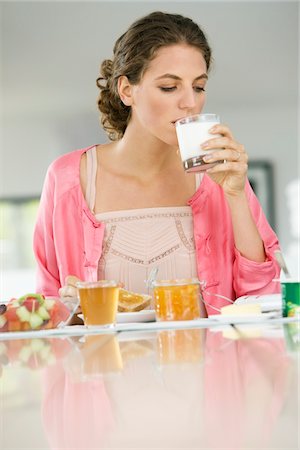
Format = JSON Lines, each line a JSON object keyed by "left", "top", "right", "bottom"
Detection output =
{"left": 153, "top": 278, "right": 201, "bottom": 321}
{"left": 77, "top": 280, "right": 119, "bottom": 326}
{"left": 157, "top": 329, "right": 204, "bottom": 365}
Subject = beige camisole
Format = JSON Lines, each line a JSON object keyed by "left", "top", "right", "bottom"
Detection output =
{"left": 85, "top": 147, "right": 202, "bottom": 294}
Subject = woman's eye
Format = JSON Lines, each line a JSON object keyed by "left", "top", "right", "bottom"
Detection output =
{"left": 159, "top": 86, "right": 177, "bottom": 92}
{"left": 159, "top": 86, "right": 206, "bottom": 93}
{"left": 194, "top": 86, "right": 206, "bottom": 93}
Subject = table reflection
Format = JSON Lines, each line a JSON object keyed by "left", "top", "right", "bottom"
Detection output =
{"left": 35, "top": 324, "right": 297, "bottom": 450}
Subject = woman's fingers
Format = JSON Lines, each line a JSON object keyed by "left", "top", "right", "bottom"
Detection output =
{"left": 59, "top": 275, "right": 81, "bottom": 298}
{"left": 65, "top": 275, "right": 81, "bottom": 288}
{"left": 209, "top": 123, "right": 235, "bottom": 140}
{"left": 58, "top": 284, "right": 78, "bottom": 298}
{"left": 203, "top": 147, "right": 248, "bottom": 165}
{"left": 206, "top": 160, "right": 248, "bottom": 175}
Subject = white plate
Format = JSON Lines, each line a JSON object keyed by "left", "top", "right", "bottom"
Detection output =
{"left": 117, "top": 310, "right": 156, "bottom": 323}
{"left": 208, "top": 311, "right": 279, "bottom": 324}
{"left": 235, "top": 293, "right": 282, "bottom": 312}
{"left": 78, "top": 310, "right": 156, "bottom": 324}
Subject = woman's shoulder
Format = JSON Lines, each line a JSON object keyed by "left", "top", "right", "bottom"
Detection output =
{"left": 49, "top": 145, "right": 96, "bottom": 172}
{"left": 43, "top": 145, "right": 98, "bottom": 200}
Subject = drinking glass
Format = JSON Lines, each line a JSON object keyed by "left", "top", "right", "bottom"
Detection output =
{"left": 76, "top": 280, "right": 119, "bottom": 327}
{"left": 175, "top": 113, "right": 223, "bottom": 172}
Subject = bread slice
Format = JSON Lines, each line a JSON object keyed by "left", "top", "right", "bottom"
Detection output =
{"left": 118, "top": 289, "right": 152, "bottom": 312}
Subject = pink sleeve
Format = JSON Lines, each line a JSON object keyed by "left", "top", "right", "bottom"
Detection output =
{"left": 233, "top": 180, "right": 281, "bottom": 297}
{"left": 33, "top": 165, "right": 60, "bottom": 296}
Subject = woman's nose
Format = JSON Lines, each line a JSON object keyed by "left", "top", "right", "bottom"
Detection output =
{"left": 178, "top": 89, "right": 197, "bottom": 110}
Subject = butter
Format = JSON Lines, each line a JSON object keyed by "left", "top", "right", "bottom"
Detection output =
{"left": 220, "top": 303, "right": 262, "bottom": 316}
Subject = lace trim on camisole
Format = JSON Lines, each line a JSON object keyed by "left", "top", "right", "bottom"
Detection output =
{"left": 85, "top": 146, "right": 202, "bottom": 293}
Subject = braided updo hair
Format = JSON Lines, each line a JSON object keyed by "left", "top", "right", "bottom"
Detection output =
{"left": 96, "top": 11, "right": 212, "bottom": 141}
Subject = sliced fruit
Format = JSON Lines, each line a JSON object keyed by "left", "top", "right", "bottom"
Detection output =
{"left": 44, "top": 299, "right": 55, "bottom": 310}
{"left": 9, "top": 299, "right": 20, "bottom": 308}
{"left": 0, "top": 315, "right": 7, "bottom": 329}
{"left": 37, "top": 305, "right": 50, "bottom": 320}
{"left": 8, "top": 321, "right": 22, "bottom": 332}
{"left": 16, "top": 306, "right": 31, "bottom": 322}
{"left": 5, "top": 307, "right": 19, "bottom": 322}
{"left": 50, "top": 302, "right": 70, "bottom": 326}
{"left": 29, "top": 313, "right": 44, "bottom": 329}
{"left": 19, "top": 293, "right": 44, "bottom": 304}
{"left": 23, "top": 298, "right": 39, "bottom": 312}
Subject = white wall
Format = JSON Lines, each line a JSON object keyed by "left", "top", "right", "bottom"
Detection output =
{"left": 1, "top": 1, "right": 299, "bottom": 273}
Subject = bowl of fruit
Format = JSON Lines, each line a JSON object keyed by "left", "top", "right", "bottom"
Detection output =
{"left": 0, "top": 293, "right": 79, "bottom": 333}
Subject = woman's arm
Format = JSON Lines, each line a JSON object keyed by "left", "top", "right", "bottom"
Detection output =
{"left": 201, "top": 124, "right": 268, "bottom": 262}
{"left": 225, "top": 190, "right": 266, "bottom": 262}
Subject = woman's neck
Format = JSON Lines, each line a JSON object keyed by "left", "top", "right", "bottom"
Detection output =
{"left": 115, "top": 122, "right": 180, "bottom": 176}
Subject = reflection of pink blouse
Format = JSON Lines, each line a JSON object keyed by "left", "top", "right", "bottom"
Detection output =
{"left": 41, "top": 331, "right": 291, "bottom": 449}
{"left": 85, "top": 147, "right": 201, "bottom": 293}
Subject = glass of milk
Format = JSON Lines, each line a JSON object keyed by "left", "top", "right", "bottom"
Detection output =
{"left": 175, "top": 113, "right": 223, "bottom": 172}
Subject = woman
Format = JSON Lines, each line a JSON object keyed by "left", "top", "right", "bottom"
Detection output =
{"left": 33, "top": 11, "right": 280, "bottom": 314}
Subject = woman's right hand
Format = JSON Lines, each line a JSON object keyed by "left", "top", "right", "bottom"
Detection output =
{"left": 59, "top": 275, "right": 83, "bottom": 324}
{"left": 58, "top": 275, "right": 81, "bottom": 299}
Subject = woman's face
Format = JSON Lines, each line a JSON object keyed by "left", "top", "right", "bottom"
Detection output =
{"left": 129, "top": 44, "right": 208, "bottom": 146}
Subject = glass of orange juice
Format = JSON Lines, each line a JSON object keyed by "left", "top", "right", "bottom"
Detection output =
{"left": 76, "top": 280, "right": 119, "bottom": 327}
{"left": 153, "top": 278, "right": 202, "bottom": 321}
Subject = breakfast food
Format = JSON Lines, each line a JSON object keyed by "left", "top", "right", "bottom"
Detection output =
{"left": 153, "top": 280, "right": 201, "bottom": 321}
{"left": 60, "top": 276, "right": 152, "bottom": 315}
{"left": 220, "top": 303, "right": 262, "bottom": 316}
{"left": 0, "top": 293, "right": 71, "bottom": 332}
{"left": 118, "top": 289, "right": 152, "bottom": 312}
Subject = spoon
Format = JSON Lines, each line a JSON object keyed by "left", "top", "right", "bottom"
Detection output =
{"left": 274, "top": 250, "right": 292, "bottom": 279}
{"left": 145, "top": 267, "right": 159, "bottom": 293}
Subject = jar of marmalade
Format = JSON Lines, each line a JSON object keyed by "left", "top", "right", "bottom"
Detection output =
{"left": 153, "top": 278, "right": 202, "bottom": 321}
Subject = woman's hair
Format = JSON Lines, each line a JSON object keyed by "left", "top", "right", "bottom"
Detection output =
{"left": 96, "top": 11, "right": 212, "bottom": 141}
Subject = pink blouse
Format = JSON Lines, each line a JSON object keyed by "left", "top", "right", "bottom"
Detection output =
{"left": 33, "top": 146, "right": 281, "bottom": 314}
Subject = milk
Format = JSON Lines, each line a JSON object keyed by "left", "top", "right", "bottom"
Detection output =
{"left": 175, "top": 114, "right": 221, "bottom": 172}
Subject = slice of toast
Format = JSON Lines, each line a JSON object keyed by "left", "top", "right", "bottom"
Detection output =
{"left": 118, "top": 289, "right": 152, "bottom": 312}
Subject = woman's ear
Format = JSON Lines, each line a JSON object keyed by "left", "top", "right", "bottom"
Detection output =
{"left": 118, "top": 76, "right": 133, "bottom": 106}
